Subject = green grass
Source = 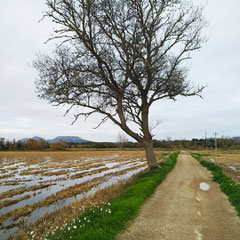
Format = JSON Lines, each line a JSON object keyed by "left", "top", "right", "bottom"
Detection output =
{"left": 160, "top": 152, "right": 170, "bottom": 156}
{"left": 191, "top": 152, "right": 240, "bottom": 216}
{"left": 46, "top": 151, "right": 180, "bottom": 240}
{"left": 155, "top": 152, "right": 169, "bottom": 161}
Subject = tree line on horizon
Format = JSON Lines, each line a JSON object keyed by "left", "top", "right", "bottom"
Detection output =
{"left": 0, "top": 138, "right": 67, "bottom": 151}
{"left": 0, "top": 137, "right": 240, "bottom": 151}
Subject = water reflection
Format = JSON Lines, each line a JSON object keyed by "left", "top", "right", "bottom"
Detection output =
{"left": 0, "top": 153, "right": 147, "bottom": 240}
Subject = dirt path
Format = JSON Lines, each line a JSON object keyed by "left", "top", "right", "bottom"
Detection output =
{"left": 117, "top": 151, "right": 240, "bottom": 240}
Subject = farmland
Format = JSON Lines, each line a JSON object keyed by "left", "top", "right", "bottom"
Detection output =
{"left": 198, "top": 150, "right": 240, "bottom": 184}
{"left": 2, "top": 149, "right": 239, "bottom": 239}
{"left": 0, "top": 150, "right": 165, "bottom": 239}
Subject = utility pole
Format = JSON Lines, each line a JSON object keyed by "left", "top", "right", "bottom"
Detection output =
{"left": 205, "top": 132, "right": 207, "bottom": 149}
{"left": 214, "top": 132, "right": 218, "bottom": 155}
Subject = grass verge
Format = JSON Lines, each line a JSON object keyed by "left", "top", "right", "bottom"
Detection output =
{"left": 191, "top": 152, "right": 240, "bottom": 216}
{"left": 46, "top": 151, "right": 180, "bottom": 240}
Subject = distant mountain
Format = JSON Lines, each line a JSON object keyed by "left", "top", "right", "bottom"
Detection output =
{"left": 47, "top": 136, "right": 90, "bottom": 143}
{"left": 19, "top": 136, "right": 44, "bottom": 142}
{"left": 19, "top": 136, "right": 90, "bottom": 143}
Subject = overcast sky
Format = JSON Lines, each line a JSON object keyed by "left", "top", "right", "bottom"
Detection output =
{"left": 0, "top": 0, "right": 240, "bottom": 142}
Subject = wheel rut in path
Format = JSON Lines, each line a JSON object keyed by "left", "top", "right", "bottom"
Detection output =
{"left": 117, "top": 151, "right": 240, "bottom": 240}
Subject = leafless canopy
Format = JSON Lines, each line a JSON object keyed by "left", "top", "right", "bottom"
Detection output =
{"left": 34, "top": 0, "right": 206, "bottom": 166}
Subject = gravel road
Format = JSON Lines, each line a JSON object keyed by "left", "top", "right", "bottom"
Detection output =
{"left": 117, "top": 151, "right": 240, "bottom": 240}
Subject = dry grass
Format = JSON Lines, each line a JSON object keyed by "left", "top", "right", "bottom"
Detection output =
{"left": 0, "top": 150, "right": 147, "bottom": 166}
{"left": 70, "top": 166, "right": 112, "bottom": 180}
{"left": 8, "top": 167, "right": 18, "bottom": 171}
{"left": 56, "top": 180, "right": 101, "bottom": 200}
{"left": 0, "top": 195, "right": 31, "bottom": 209}
{"left": 103, "top": 163, "right": 147, "bottom": 178}
{"left": 0, "top": 181, "right": 20, "bottom": 186}
{"left": 0, "top": 217, "right": 25, "bottom": 231}
{"left": 0, "top": 184, "right": 53, "bottom": 201}
{"left": 0, "top": 173, "right": 15, "bottom": 179}
{"left": 0, "top": 149, "right": 168, "bottom": 238}
{"left": 42, "top": 170, "right": 70, "bottom": 176}
{"left": 0, "top": 162, "right": 147, "bottom": 226}
{"left": 209, "top": 155, "right": 240, "bottom": 166}
{"left": 0, "top": 187, "right": 26, "bottom": 201}
{"left": 82, "top": 167, "right": 109, "bottom": 175}
{"left": 69, "top": 171, "right": 88, "bottom": 180}
{"left": 19, "top": 170, "right": 45, "bottom": 176}
{"left": 0, "top": 177, "right": 105, "bottom": 225}
{"left": 0, "top": 205, "right": 35, "bottom": 225}
{"left": 10, "top": 176, "right": 138, "bottom": 240}
{"left": 198, "top": 150, "right": 240, "bottom": 183}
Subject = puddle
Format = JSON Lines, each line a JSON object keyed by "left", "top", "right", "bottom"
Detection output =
{"left": 227, "top": 165, "right": 240, "bottom": 172}
{"left": 229, "top": 165, "right": 237, "bottom": 171}
{"left": 199, "top": 182, "right": 210, "bottom": 191}
{"left": 0, "top": 226, "right": 17, "bottom": 240}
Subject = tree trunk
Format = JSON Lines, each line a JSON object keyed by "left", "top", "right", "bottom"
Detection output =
{"left": 144, "top": 140, "right": 158, "bottom": 169}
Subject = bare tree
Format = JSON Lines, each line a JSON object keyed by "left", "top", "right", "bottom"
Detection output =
{"left": 34, "top": 0, "right": 206, "bottom": 169}
{"left": 117, "top": 132, "right": 128, "bottom": 149}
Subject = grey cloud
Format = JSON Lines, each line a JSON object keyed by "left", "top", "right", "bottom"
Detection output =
{"left": 0, "top": 0, "right": 240, "bottom": 141}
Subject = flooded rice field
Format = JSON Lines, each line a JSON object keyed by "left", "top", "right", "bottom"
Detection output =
{"left": 202, "top": 151, "right": 240, "bottom": 184}
{"left": 0, "top": 150, "right": 151, "bottom": 239}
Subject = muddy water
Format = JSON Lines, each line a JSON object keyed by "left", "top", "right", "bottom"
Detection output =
{"left": 0, "top": 154, "right": 147, "bottom": 240}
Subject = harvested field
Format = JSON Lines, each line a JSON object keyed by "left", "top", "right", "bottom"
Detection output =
{"left": 199, "top": 150, "right": 240, "bottom": 183}
{"left": 0, "top": 150, "right": 167, "bottom": 239}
